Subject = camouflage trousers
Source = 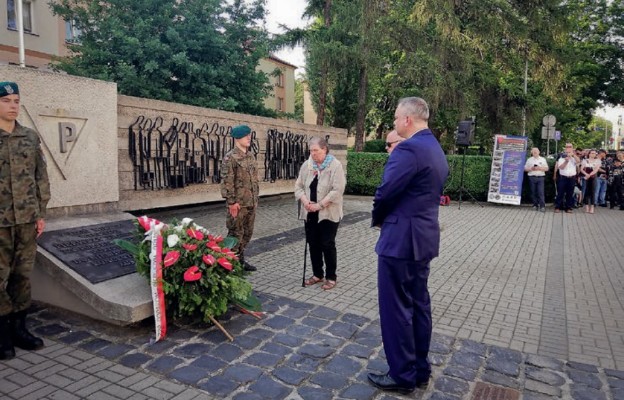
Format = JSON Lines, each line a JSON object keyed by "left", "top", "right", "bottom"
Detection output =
{"left": 226, "top": 206, "right": 256, "bottom": 261}
{"left": 0, "top": 223, "right": 37, "bottom": 316}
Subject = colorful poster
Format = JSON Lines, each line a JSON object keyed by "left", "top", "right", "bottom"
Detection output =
{"left": 487, "top": 135, "right": 528, "bottom": 205}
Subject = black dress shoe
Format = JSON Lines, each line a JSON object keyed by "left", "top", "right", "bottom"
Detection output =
{"left": 367, "top": 373, "right": 428, "bottom": 394}
{"left": 243, "top": 262, "right": 257, "bottom": 272}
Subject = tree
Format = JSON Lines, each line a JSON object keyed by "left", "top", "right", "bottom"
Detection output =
{"left": 49, "top": 0, "right": 275, "bottom": 116}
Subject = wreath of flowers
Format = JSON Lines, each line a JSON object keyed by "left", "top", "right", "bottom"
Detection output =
{"left": 117, "top": 216, "right": 261, "bottom": 323}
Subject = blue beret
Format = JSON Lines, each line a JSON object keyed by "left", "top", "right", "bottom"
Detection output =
{"left": 0, "top": 82, "right": 19, "bottom": 97}
{"left": 231, "top": 125, "right": 251, "bottom": 139}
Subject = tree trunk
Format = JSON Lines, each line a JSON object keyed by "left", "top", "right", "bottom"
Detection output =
{"left": 316, "top": 0, "right": 332, "bottom": 126}
{"left": 354, "top": 65, "right": 368, "bottom": 152}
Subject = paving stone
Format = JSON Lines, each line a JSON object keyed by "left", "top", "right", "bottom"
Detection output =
{"left": 525, "top": 366, "right": 565, "bottom": 386}
{"left": 449, "top": 351, "right": 484, "bottom": 370}
{"left": 146, "top": 355, "right": 184, "bottom": 374}
{"left": 79, "top": 338, "right": 112, "bottom": 352}
{"left": 309, "top": 306, "right": 341, "bottom": 320}
{"left": 366, "top": 358, "right": 388, "bottom": 374}
{"left": 428, "top": 392, "right": 461, "bottom": 400}
{"left": 58, "top": 331, "right": 92, "bottom": 344}
{"left": 434, "top": 376, "right": 470, "bottom": 397}
{"left": 167, "top": 366, "right": 208, "bottom": 385}
{"left": 310, "top": 371, "right": 348, "bottom": 390}
{"left": 340, "top": 382, "right": 377, "bottom": 399}
{"left": 272, "top": 366, "right": 309, "bottom": 385}
{"left": 261, "top": 342, "right": 292, "bottom": 357}
{"left": 567, "top": 361, "right": 599, "bottom": 373}
{"left": 297, "top": 386, "right": 334, "bottom": 400}
{"left": 342, "top": 343, "right": 374, "bottom": 359}
{"left": 245, "top": 328, "right": 275, "bottom": 340}
{"left": 458, "top": 339, "right": 487, "bottom": 356}
{"left": 198, "top": 375, "right": 240, "bottom": 397}
{"left": 298, "top": 343, "right": 335, "bottom": 359}
{"left": 212, "top": 343, "right": 243, "bottom": 362}
{"left": 145, "top": 339, "right": 176, "bottom": 354}
{"left": 324, "top": 355, "right": 363, "bottom": 376}
{"left": 326, "top": 321, "right": 359, "bottom": 339}
{"left": 248, "top": 375, "right": 292, "bottom": 399}
{"left": 245, "top": 351, "right": 283, "bottom": 368}
{"left": 286, "top": 324, "right": 318, "bottom": 337}
{"left": 233, "top": 335, "right": 262, "bottom": 350}
{"left": 353, "top": 335, "right": 380, "bottom": 348}
{"left": 522, "top": 391, "right": 555, "bottom": 400}
{"left": 263, "top": 315, "right": 295, "bottom": 330}
{"left": 281, "top": 307, "right": 308, "bottom": 319}
{"left": 34, "top": 323, "right": 70, "bottom": 336}
{"left": 174, "top": 343, "right": 213, "bottom": 358}
{"left": 486, "top": 354, "right": 521, "bottom": 377}
{"left": 97, "top": 344, "right": 135, "bottom": 359}
{"left": 481, "top": 368, "right": 520, "bottom": 389}
{"left": 570, "top": 384, "right": 607, "bottom": 400}
{"left": 526, "top": 354, "right": 564, "bottom": 371}
{"left": 274, "top": 333, "right": 305, "bottom": 347}
{"left": 612, "top": 388, "right": 624, "bottom": 400}
{"left": 166, "top": 328, "right": 197, "bottom": 341}
{"left": 608, "top": 377, "right": 624, "bottom": 389}
{"left": 190, "top": 355, "right": 227, "bottom": 372}
{"left": 443, "top": 364, "right": 477, "bottom": 381}
{"left": 312, "top": 333, "right": 345, "bottom": 347}
{"left": 286, "top": 354, "right": 323, "bottom": 372}
{"left": 524, "top": 379, "right": 562, "bottom": 397}
{"left": 430, "top": 353, "right": 448, "bottom": 366}
{"left": 301, "top": 316, "right": 331, "bottom": 329}
{"left": 119, "top": 353, "right": 153, "bottom": 368}
{"left": 222, "top": 364, "right": 263, "bottom": 383}
{"left": 605, "top": 369, "right": 624, "bottom": 380}
{"left": 232, "top": 393, "right": 263, "bottom": 400}
{"left": 198, "top": 329, "right": 230, "bottom": 343}
{"left": 430, "top": 338, "right": 453, "bottom": 355}
{"left": 288, "top": 299, "right": 315, "bottom": 310}
{"left": 568, "top": 369, "right": 602, "bottom": 389}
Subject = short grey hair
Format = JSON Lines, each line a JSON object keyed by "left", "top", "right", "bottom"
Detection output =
{"left": 309, "top": 136, "right": 330, "bottom": 153}
{"left": 398, "top": 97, "right": 429, "bottom": 121}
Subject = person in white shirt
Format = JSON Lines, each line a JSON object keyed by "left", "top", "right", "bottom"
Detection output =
{"left": 554, "top": 143, "right": 580, "bottom": 213}
{"left": 524, "top": 147, "right": 549, "bottom": 212}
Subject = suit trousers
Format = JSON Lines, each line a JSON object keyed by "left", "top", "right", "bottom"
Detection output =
{"left": 0, "top": 224, "right": 37, "bottom": 316}
{"left": 555, "top": 176, "right": 576, "bottom": 210}
{"left": 378, "top": 255, "right": 432, "bottom": 386}
{"left": 305, "top": 213, "right": 339, "bottom": 281}
{"left": 528, "top": 176, "right": 545, "bottom": 208}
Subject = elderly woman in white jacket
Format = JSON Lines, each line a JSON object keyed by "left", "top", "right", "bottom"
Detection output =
{"left": 295, "top": 136, "right": 346, "bottom": 290}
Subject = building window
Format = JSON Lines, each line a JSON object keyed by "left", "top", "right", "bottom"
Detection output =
{"left": 277, "top": 97, "right": 284, "bottom": 112}
{"left": 65, "top": 19, "right": 81, "bottom": 43}
{"left": 276, "top": 72, "right": 284, "bottom": 88}
{"left": 7, "top": 0, "right": 34, "bottom": 32}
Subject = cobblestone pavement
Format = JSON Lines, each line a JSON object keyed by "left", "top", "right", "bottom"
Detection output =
{"left": 1, "top": 195, "right": 624, "bottom": 400}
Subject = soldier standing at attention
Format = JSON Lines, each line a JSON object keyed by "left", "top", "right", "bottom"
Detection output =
{"left": 0, "top": 82, "right": 51, "bottom": 360}
{"left": 220, "top": 125, "right": 259, "bottom": 272}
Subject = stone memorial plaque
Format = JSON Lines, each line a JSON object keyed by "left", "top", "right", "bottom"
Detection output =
{"left": 39, "top": 220, "right": 137, "bottom": 284}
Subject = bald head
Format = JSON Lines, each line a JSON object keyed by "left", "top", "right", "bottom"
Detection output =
{"left": 386, "top": 130, "right": 405, "bottom": 154}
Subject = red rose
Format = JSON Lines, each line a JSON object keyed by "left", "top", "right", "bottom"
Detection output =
{"left": 183, "top": 266, "right": 202, "bottom": 281}
{"left": 163, "top": 250, "right": 180, "bottom": 267}
{"left": 217, "top": 257, "right": 232, "bottom": 271}
{"left": 182, "top": 243, "right": 198, "bottom": 251}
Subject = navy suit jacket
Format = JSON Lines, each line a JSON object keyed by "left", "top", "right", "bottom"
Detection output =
{"left": 372, "top": 129, "right": 449, "bottom": 261}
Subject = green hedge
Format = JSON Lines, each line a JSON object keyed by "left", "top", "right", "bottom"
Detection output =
{"left": 346, "top": 152, "right": 557, "bottom": 203}
{"left": 363, "top": 139, "right": 386, "bottom": 153}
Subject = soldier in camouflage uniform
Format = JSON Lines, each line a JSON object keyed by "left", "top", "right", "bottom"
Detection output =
{"left": 0, "top": 82, "right": 51, "bottom": 360}
{"left": 220, "top": 125, "right": 259, "bottom": 272}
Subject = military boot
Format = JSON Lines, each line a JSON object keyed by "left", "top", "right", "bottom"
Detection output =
{"left": 10, "top": 310, "right": 44, "bottom": 351}
{"left": 0, "top": 314, "right": 16, "bottom": 360}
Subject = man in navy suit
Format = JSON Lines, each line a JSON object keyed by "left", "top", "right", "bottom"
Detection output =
{"left": 368, "top": 97, "right": 449, "bottom": 394}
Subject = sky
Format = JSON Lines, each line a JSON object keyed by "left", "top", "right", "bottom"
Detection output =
{"left": 264, "top": 0, "right": 309, "bottom": 74}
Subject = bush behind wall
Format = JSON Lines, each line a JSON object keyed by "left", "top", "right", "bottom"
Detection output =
{"left": 346, "top": 152, "right": 557, "bottom": 203}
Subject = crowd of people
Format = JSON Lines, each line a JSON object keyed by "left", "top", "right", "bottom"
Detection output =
{"left": 549, "top": 144, "right": 624, "bottom": 213}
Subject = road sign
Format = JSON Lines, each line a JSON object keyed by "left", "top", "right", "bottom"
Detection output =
{"left": 555, "top": 130, "right": 561, "bottom": 141}
{"left": 543, "top": 115, "right": 556, "bottom": 127}
{"left": 541, "top": 126, "right": 556, "bottom": 140}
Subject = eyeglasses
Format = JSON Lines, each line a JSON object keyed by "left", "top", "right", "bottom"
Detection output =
{"left": 385, "top": 141, "right": 399, "bottom": 148}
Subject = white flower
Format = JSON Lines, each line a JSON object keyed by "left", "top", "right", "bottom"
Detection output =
{"left": 181, "top": 218, "right": 193, "bottom": 226}
{"left": 174, "top": 225, "right": 184, "bottom": 233}
{"left": 167, "top": 234, "right": 180, "bottom": 248}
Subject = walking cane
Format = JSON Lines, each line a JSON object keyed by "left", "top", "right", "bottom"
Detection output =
{"left": 298, "top": 200, "right": 308, "bottom": 287}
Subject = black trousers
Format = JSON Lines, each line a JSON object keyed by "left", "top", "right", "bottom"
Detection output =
{"left": 305, "top": 212, "right": 339, "bottom": 281}
{"left": 555, "top": 176, "right": 576, "bottom": 210}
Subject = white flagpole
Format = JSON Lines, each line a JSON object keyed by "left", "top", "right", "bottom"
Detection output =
{"left": 16, "top": 0, "right": 26, "bottom": 67}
